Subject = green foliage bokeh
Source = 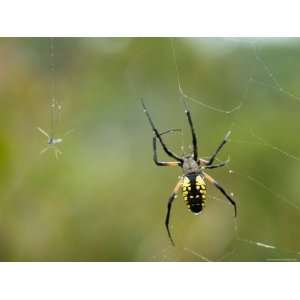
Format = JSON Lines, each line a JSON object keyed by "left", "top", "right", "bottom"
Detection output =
{"left": 0, "top": 37, "right": 299, "bottom": 261}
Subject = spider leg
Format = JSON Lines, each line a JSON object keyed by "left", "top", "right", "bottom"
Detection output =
{"left": 165, "top": 178, "right": 183, "bottom": 246}
{"left": 198, "top": 158, "right": 209, "bottom": 165}
{"left": 203, "top": 157, "right": 230, "bottom": 169}
{"left": 181, "top": 97, "right": 198, "bottom": 161}
{"left": 141, "top": 99, "right": 183, "bottom": 163}
{"left": 206, "top": 131, "right": 231, "bottom": 166}
{"left": 153, "top": 129, "right": 182, "bottom": 167}
{"left": 203, "top": 172, "right": 237, "bottom": 217}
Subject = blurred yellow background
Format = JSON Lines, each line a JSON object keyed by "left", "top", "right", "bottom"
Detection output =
{"left": 0, "top": 38, "right": 299, "bottom": 261}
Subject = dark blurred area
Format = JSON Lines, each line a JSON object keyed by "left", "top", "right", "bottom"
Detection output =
{"left": 0, "top": 37, "right": 299, "bottom": 261}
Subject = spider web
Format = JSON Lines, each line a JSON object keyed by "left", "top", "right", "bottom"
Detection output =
{"left": 149, "top": 38, "right": 300, "bottom": 262}
{"left": 3, "top": 38, "right": 300, "bottom": 262}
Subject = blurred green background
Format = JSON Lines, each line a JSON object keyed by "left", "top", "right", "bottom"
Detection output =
{"left": 0, "top": 37, "right": 300, "bottom": 261}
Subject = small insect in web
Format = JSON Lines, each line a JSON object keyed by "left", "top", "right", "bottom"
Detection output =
{"left": 37, "top": 98, "right": 72, "bottom": 159}
{"left": 37, "top": 127, "right": 63, "bottom": 159}
{"left": 141, "top": 98, "right": 237, "bottom": 246}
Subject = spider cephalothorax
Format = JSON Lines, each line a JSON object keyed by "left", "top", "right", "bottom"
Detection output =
{"left": 182, "top": 155, "right": 199, "bottom": 174}
{"left": 141, "top": 98, "right": 236, "bottom": 246}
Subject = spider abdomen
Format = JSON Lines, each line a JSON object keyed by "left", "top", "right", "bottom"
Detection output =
{"left": 182, "top": 173, "right": 206, "bottom": 214}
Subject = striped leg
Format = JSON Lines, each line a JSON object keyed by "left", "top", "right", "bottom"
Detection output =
{"left": 153, "top": 129, "right": 182, "bottom": 167}
{"left": 203, "top": 172, "right": 237, "bottom": 217}
{"left": 165, "top": 178, "right": 183, "bottom": 246}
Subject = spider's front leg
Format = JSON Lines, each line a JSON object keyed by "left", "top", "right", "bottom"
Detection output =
{"left": 198, "top": 158, "right": 230, "bottom": 169}
{"left": 165, "top": 178, "right": 183, "bottom": 246}
{"left": 203, "top": 172, "right": 237, "bottom": 217}
{"left": 141, "top": 100, "right": 183, "bottom": 163}
{"left": 181, "top": 98, "right": 198, "bottom": 161}
{"left": 206, "top": 131, "right": 231, "bottom": 166}
{"left": 153, "top": 129, "right": 182, "bottom": 167}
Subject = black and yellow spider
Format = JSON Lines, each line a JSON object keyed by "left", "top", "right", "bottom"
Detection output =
{"left": 141, "top": 98, "right": 237, "bottom": 246}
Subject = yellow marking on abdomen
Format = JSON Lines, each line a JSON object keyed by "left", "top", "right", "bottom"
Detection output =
{"left": 182, "top": 174, "right": 207, "bottom": 213}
